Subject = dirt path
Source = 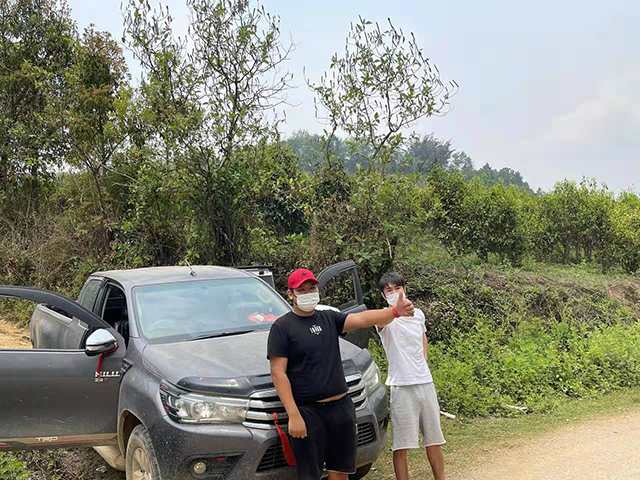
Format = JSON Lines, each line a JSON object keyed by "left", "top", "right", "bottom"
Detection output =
{"left": 0, "top": 318, "right": 31, "bottom": 348}
{"left": 453, "top": 411, "right": 640, "bottom": 480}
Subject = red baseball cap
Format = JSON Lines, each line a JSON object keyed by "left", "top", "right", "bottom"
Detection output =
{"left": 288, "top": 268, "right": 320, "bottom": 290}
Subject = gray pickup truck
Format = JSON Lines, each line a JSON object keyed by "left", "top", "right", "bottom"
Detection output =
{"left": 0, "top": 261, "right": 389, "bottom": 480}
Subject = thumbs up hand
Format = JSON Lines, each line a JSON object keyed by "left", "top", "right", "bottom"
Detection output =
{"left": 394, "top": 289, "right": 414, "bottom": 317}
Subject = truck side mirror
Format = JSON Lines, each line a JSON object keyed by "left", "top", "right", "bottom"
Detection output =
{"left": 85, "top": 329, "right": 118, "bottom": 357}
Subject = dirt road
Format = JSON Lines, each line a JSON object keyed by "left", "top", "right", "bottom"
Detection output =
{"left": 0, "top": 318, "right": 31, "bottom": 348}
{"left": 453, "top": 411, "right": 640, "bottom": 480}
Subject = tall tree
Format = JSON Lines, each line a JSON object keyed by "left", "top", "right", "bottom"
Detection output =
{"left": 404, "top": 134, "right": 454, "bottom": 173}
{"left": 0, "top": 0, "right": 76, "bottom": 218}
{"left": 308, "top": 17, "right": 457, "bottom": 170}
{"left": 448, "top": 151, "right": 474, "bottom": 176}
{"left": 473, "top": 164, "right": 532, "bottom": 192}
{"left": 123, "top": 0, "right": 294, "bottom": 263}
{"left": 67, "top": 26, "right": 130, "bottom": 242}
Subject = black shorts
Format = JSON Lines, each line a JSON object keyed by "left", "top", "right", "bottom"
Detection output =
{"left": 290, "top": 395, "right": 357, "bottom": 480}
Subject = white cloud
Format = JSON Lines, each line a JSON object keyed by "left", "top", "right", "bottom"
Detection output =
{"left": 538, "top": 73, "right": 640, "bottom": 146}
{"left": 512, "top": 72, "right": 640, "bottom": 192}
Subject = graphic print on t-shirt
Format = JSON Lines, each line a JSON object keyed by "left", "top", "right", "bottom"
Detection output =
{"left": 310, "top": 324, "right": 323, "bottom": 335}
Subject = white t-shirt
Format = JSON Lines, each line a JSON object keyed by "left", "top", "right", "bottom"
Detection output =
{"left": 377, "top": 308, "right": 433, "bottom": 386}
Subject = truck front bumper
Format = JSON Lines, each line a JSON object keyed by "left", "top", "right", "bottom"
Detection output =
{"left": 148, "top": 384, "right": 389, "bottom": 480}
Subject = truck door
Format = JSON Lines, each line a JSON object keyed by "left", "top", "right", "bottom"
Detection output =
{"left": 316, "top": 260, "right": 369, "bottom": 348}
{"left": 0, "top": 287, "right": 125, "bottom": 451}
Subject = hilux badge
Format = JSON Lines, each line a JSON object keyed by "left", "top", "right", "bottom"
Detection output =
{"left": 95, "top": 371, "right": 121, "bottom": 383}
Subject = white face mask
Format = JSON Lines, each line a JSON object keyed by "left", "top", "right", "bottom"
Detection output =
{"left": 385, "top": 289, "right": 407, "bottom": 307}
{"left": 295, "top": 292, "right": 320, "bottom": 312}
{"left": 386, "top": 292, "right": 400, "bottom": 307}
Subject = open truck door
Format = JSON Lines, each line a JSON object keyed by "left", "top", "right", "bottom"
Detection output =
{"left": 0, "top": 286, "right": 125, "bottom": 451}
{"left": 316, "top": 260, "right": 369, "bottom": 349}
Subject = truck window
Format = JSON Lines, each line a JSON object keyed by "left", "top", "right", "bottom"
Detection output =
{"left": 77, "top": 279, "right": 102, "bottom": 311}
{"left": 321, "top": 269, "right": 359, "bottom": 311}
{"left": 100, "top": 284, "right": 130, "bottom": 345}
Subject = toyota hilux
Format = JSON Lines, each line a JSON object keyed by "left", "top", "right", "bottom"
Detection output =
{"left": 0, "top": 260, "right": 388, "bottom": 480}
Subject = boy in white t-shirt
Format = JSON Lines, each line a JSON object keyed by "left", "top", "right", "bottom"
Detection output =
{"left": 377, "top": 272, "right": 446, "bottom": 480}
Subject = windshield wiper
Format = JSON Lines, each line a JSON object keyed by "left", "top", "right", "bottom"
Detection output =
{"left": 186, "top": 330, "right": 254, "bottom": 342}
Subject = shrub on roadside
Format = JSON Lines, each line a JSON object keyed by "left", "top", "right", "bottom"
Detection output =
{"left": 370, "top": 317, "right": 640, "bottom": 418}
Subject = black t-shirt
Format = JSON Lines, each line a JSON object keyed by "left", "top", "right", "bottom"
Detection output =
{"left": 267, "top": 309, "right": 349, "bottom": 405}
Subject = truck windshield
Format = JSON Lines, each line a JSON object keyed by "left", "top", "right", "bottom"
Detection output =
{"left": 133, "top": 278, "right": 290, "bottom": 343}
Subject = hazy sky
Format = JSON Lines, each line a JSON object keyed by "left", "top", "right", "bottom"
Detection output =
{"left": 68, "top": 0, "right": 639, "bottom": 193}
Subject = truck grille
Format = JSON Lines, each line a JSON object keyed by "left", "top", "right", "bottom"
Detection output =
{"left": 257, "top": 443, "right": 290, "bottom": 472}
{"left": 357, "top": 422, "right": 376, "bottom": 446}
{"left": 244, "top": 374, "right": 367, "bottom": 430}
{"left": 256, "top": 422, "right": 377, "bottom": 473}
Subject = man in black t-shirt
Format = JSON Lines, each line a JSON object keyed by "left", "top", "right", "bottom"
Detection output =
{"left": 268, "top": 268, "right": 414, "bottom": 480}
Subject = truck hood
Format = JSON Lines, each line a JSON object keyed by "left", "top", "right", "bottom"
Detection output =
{"left": 142, "top": 330, "right": 364, "bottom": 396}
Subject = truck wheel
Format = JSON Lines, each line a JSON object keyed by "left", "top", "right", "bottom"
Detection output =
{"left": 125, "top": 424, "right": 161, "bottom": 480}
{"left": 350, "top": 463, "right": 373, "bottom": 479}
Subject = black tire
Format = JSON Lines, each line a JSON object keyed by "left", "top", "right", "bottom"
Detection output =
{"left": 350, "top": 463, "right": 373, "bottom": 480}
{"left": 125, "top": 424, "right": 161, "bottom": 480}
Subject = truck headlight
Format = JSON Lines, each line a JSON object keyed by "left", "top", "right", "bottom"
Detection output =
{"left": 362, "top": 361, "right": 382, "bottom": 395}
{"left": 161, "top": 388, "right": 249, "bottom": 424}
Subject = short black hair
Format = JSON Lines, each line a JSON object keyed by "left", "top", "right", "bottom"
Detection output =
{"left": 378, "top": 272, "right": 406, "bottom": 292}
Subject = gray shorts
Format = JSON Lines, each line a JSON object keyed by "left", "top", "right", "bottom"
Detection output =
{"left": 390, "top": 383, "right": 446, "bottom": 451}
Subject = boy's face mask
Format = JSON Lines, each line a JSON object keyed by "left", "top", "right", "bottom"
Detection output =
{"left": 385, "top": 288, "right": 404, "bottom": 307}
{"left": 385, "top": 292, "right": 399, "bottom": 306}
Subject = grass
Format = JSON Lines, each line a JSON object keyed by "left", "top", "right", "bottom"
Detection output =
{"left": 367, "top": 387, "right": 640, "bottom": 479}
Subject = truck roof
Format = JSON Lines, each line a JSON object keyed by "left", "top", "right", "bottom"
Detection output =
{"left": 92, "top": 265, "right": 253, "bottom": 290}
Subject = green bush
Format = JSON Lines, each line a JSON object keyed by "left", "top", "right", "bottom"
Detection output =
{"left": 0, "top": 453, "right": 29, "bottom": 480}
{"left": 309, "top": 167, "right": 421, "bottom": 305}
{"left": 423, "top": 171, "right": 640, "bottom": 273}
{"left": 369, "top": 318, "right": 640, "bottom": 418}
{"left": 613, "top": 192, "right": 640, "bottom": 274}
